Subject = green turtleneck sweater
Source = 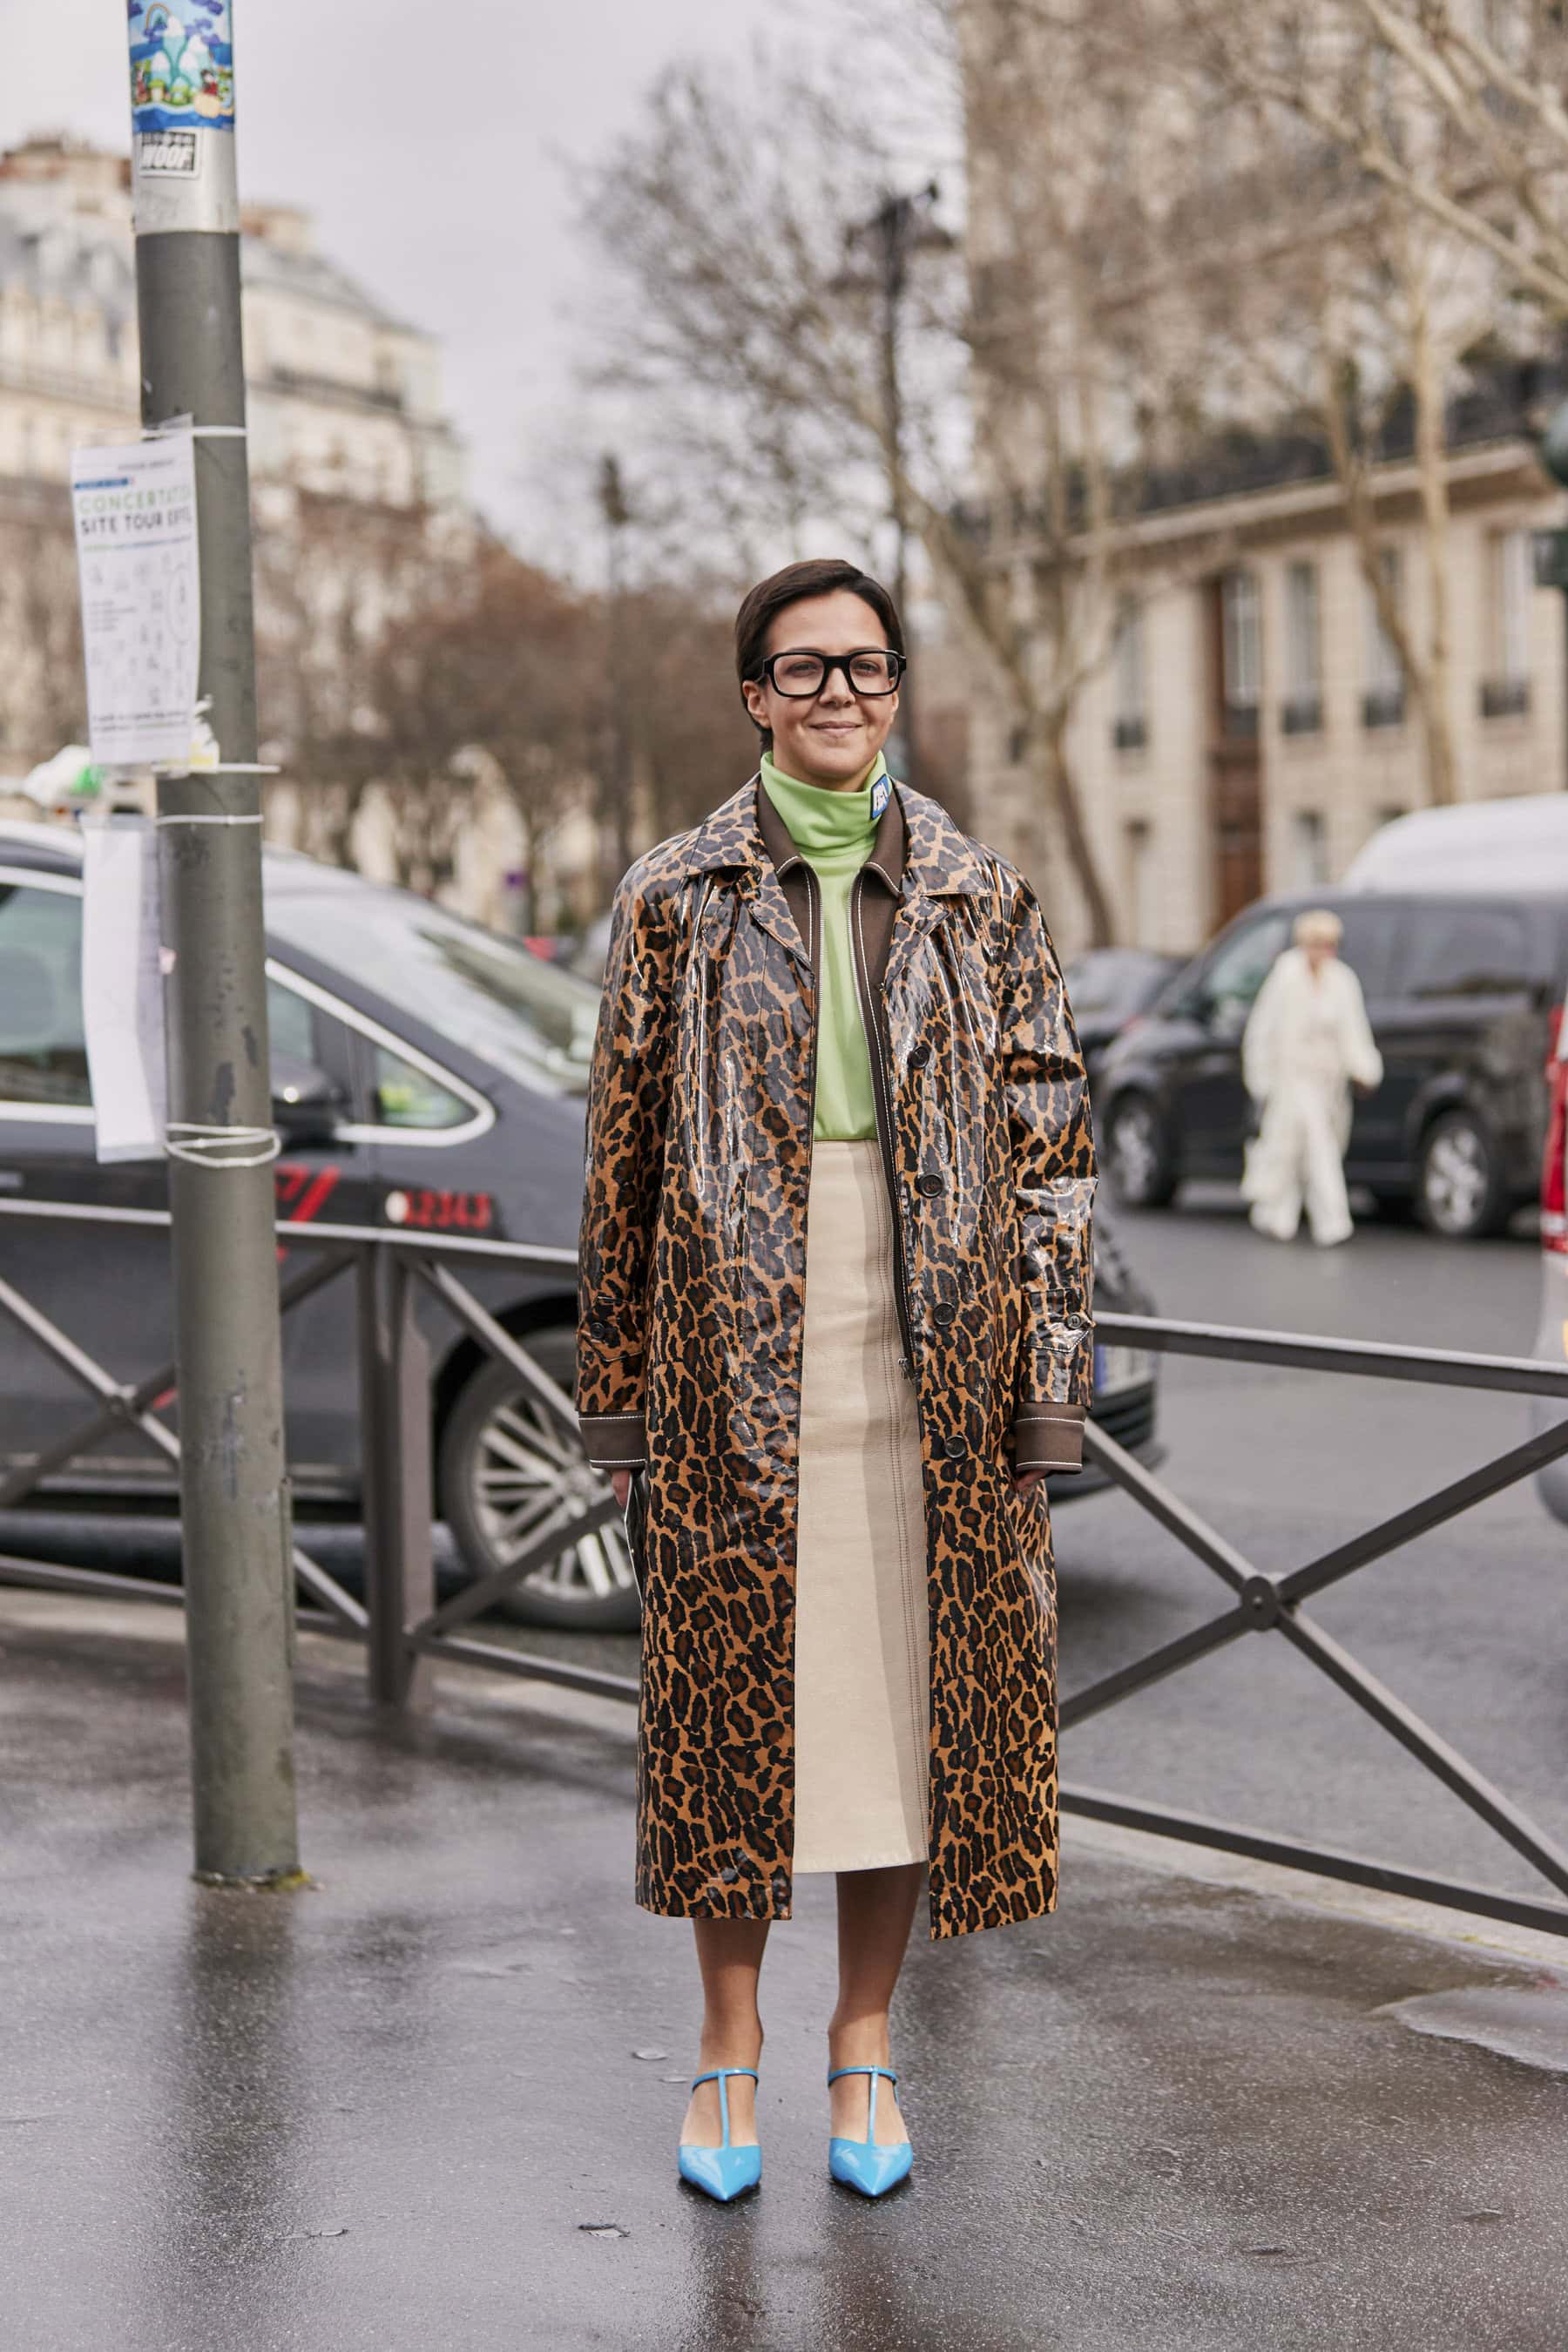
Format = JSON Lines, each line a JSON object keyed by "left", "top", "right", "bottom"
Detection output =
{"left": 760, "top": 750, "right": 886, "bottom": 1141}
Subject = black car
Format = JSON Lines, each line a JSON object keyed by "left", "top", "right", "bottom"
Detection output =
{"left": 0, "top": 821, "right": 1159, "bottom": 1630}
{"left": 1064, "top": 948, "right": 1187, "bottom": 1088}
{"left": 1097, "top": 889, "right": 1568, "bottom": 1239}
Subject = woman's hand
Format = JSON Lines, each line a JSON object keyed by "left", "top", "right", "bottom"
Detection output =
{"left": 611, "top": 1469, "right": 633, "bottom": 1512}
{"left": 1013, "top": 1470, "right": 1045, "bottom": 1497}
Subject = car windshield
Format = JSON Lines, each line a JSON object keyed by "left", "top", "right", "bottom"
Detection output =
{"left": 1065, "top": 951, "right": 1169, "bottom": 1021}
{"left": 265, "top": 883, "right": 601, "bottom": 1098}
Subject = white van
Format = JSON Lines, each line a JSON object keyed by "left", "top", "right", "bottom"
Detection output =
{"left": 1345, "top": 794, "right": 1568, "bottom": 895}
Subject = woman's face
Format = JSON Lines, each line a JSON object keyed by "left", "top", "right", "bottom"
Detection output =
{"left": 742, "top": 590, "right": 902, "bottom": 789}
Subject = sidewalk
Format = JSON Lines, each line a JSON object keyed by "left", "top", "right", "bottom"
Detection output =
{"left": 4, "top": 1585, "right": 1567, "bottom": 2352}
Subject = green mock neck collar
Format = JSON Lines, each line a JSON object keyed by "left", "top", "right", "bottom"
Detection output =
{"left": 760, "top": 750, "right": 886, "bottom": 860}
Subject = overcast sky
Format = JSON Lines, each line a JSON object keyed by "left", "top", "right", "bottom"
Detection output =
{"left": 1, "top": 0, "right": 783, "bottom": 553}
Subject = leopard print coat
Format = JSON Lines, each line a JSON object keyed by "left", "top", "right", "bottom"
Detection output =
{"left": 577, "top": 776, "right": 1096, "bottom": 1939}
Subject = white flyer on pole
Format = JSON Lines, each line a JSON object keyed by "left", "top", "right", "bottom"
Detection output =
{"left": 81, "top": 820, "right": 168, "bottom": 1163}
{"left": 71, "top": 433, "right": 199, "bottom": 767}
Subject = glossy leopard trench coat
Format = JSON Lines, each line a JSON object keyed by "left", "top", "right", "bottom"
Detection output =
{"left": 577, "top": 776, "right": 1096, "bottom": 1939}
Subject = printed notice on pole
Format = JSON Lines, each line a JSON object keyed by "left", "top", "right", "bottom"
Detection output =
{"left": 82, "top": 821, "right": 169, "bottom": 1164}
{"left": 71, "top": 435, "right": 199, "bottom": 767}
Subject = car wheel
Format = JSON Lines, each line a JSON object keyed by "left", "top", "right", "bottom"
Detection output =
{"left": 1416, "top": 1111, "right": 1509, "bottom": 1240}
{"left": 1105, "top": 1094, "right": 1178, "bottom": 1208}
{"left": 438, "top": 1326, "right": 640, "bottom": 1632}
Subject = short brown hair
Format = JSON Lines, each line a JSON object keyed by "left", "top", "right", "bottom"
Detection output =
{"left": 734, "top": 558, "right": 904, "bottom": 748}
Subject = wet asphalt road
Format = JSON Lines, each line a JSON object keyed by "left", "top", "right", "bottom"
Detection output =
{"left": 7, "top": 1194, "right": 1568, "bottom": 2348}
{"left": 6, "top": 1586, "right": 1568, "bottom": 2352}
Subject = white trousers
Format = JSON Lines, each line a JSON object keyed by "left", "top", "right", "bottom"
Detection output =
{"left": 1242, "top": 1080, "right": 1354, "bottom": 1247}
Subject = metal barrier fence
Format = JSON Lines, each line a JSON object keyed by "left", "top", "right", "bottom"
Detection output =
{"left": 4, "top": 1194, "right": 1568, "bottom": 1936}
{"left": 0, "top": 1198, "right": 620, "bottom": 1702}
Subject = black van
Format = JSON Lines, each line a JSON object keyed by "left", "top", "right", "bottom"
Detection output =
{"left": 0, "top": 821, "right": 1161, "bottom": 1631}
{"left": 1096, "top": 891, "right": 1568, "bottom": 1238}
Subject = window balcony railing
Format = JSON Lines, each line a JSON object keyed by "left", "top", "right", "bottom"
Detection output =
{"left": 1281, "top": 693, "right": 1323, "bottom": 737}
{"left": 1220, "top": 701, "right": 1260, "bottom": 742}
{"left": 1479, "top": 676, "right": 1531, "bottom": 720}
{"left": 1362, "top": 686, "right": 1406, "bottom": 730}
{"left": 1112, "top": 715, "right": 1147, "bottom": 752}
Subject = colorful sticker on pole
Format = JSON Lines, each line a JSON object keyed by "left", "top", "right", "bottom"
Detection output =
{"left": 129, "top": 4, "right": 235, "bottom": 133}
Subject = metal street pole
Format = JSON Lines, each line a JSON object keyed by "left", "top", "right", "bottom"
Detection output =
{"left": 598, "top": 452, "right": 633, "bottom": 892}
{"left": 876, "top": 199, "right": 915, "bottom": 778}
{"left": 128, "top": 6, "right": 301, "bottom": 1885}
{"left": 841, "top": 185, "right": 950, "bottom": 787}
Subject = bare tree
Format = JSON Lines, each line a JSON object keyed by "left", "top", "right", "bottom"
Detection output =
{"left": 1139, "top": 0, "right": 1522, "bottom": 804}
{"left": 254, "top": 483, "right": 471, "bottom": 869}
{"left": 579, "top": 32, "right": 1211, "bottom": 942}
{"left": 618, "top": 581, "right": 757, "bottom": 843}
{"left": 1, "top": 505, "right": 87, "bottom": 759}
{"left": 1290, "top": 0, "right": 1568, "bottom": 321}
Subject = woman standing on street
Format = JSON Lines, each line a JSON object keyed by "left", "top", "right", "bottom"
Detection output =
{"left": 1240, "top": 909, "right": 1383, "bottom": 1247}
{"left": 577, "top": 558, "right": 1096, "bottom": 2200}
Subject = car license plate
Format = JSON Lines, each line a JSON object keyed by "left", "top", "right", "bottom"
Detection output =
{"left": 1094, "top": 1344, "right": 1152, "bottom": 1396}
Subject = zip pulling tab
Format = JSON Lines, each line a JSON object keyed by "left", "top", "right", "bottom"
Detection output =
{"left": 897, "top": 1355, "right": 914, "bottom": 1381}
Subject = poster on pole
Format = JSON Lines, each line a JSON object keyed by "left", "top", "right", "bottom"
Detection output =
{"left": 71, "top": 433, "right": 200, "bottom": 768}
{"left": 81, "top": 821, "right": 169, "bottom": 1164}
{"left": 129, "top": 5, "right": 235, "bottom": 134}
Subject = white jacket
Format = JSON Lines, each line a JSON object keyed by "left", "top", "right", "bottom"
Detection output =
{"left": 1242, "top": 948, "right": 1383, "bottom": 1104}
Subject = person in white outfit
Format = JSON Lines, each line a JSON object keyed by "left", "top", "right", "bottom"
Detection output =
{"left": 1240, "top": 909, "right": 1383, "bottom": 1247}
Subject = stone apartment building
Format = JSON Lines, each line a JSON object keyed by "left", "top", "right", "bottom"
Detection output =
{"left": 0, "top": 134, "right": 612, "bottom": 931}
{"left": 0, "top": 135, "right": 466, "bottom": 760}
{"left": 954, "top": 1, "right": 1568, "bottom": 964}
{"left": 973, "top": 381, "right": 1568, "bottom": 962}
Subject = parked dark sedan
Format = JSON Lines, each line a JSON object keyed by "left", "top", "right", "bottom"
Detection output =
{"left": 0, "top": 821, "right": 1160, "bottom": 1629}
{"left": 1064, "top": 947, "right": 1187, "bottom": 1088}
{"left": 1098, "top": 889, "right": 1568, "bottom": 1238}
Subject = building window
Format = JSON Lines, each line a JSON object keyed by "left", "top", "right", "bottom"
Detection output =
{"left": 1112, "top": 601, "right": 1147, "bottom": 751}
{"left": 1362, "top": 547, "right": 1405, "bottom": 727}
{"left": 1220, "top": 570, "right": 1260, "bottom": 737}
{"left": 1281, "top": 560, "right": 1322, "bottom": 735}
{"left": 1480, "top": 529, "right": 1532, "bottom": 719}
{"left": 1288, "top": 809, "right": 1328, "bottom": 890}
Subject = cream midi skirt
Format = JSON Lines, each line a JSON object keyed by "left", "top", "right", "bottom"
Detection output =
{"left": 792, "top": 1140, "right": 931, "bottom": 1874}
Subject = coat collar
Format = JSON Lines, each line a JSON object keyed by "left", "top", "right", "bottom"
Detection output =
{"left": 684, "top": 774, "right": 989, "bottom": 900}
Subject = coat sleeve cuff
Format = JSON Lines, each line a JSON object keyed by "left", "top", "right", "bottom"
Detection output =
{"left": 578, "top": 1411, "right": 647, "bottom": 1470}
{"left": 1012, "top": 1402, "right": 1086, "bottom": 1474}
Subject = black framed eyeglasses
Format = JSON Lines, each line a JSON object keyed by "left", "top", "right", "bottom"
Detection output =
{"left": 754, "top": 647, "right": 906, "bottom": 699}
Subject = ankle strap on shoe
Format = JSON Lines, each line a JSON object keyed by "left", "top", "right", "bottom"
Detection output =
{"left": 691, "top": 2066, "right": 758, "bottom": 2152}
{"left": 828, "top": 2063, "right": 896, "bottom": 2144}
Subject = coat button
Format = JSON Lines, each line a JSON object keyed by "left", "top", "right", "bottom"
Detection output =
{"left": 908, "top": 1041, "right": 932, "bottom": 1068}
{"left": 943, "top": 1433, "right": 967, "bottom": 1460}
{"left": 917, "top": 1171, "right": 945, "bottom": 1198}
{"left": 932, "top": 1301, "right": 956, "bottom": 1328}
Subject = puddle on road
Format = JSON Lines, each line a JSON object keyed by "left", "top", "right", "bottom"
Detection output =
{"left": 1380, "top": 1982, "right": 1568, "bottom": 2073}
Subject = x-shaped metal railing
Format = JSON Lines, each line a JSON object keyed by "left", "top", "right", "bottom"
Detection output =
{"left": 0, "top": 1200, "right": 617, "bottom": 1696}
{"left": 7, "top": 1192, "right": 1568, "bottom": 1941}
{"left": 1064, "top": 1312, "right": 1568, "bottom": 1940}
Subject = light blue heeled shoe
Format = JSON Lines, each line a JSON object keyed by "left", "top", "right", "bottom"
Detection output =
{"left": 678, "top": 2066, "right": 761, "bottom": 2202}
{"left": 828, "top": 2064, "right": 913, "bottom": 2198}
